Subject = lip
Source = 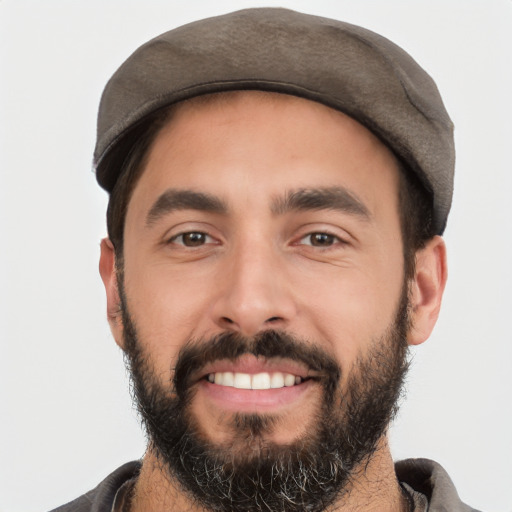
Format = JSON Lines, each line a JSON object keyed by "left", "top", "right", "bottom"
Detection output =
{"left": 197, "top": 354, "right": 314, "bottom": 382}
{"left": 192, "top": 354, "right": 320, "bottom": 413}
{"left": 199, "top": 377, "right": 316, "bottom": 413}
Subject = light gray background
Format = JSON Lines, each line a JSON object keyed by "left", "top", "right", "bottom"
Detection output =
{"left": 1, "top": 1, "right": 511, "bottom": 511}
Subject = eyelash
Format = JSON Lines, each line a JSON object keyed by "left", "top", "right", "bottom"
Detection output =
{"left": 168, "top": 230, "right": 346, "bottom": 250}
{"left": 168, "top": 231, "right": 216, "bottom": 247}
{"left": 296, "top": 231, "right": 346, "bottom": 249}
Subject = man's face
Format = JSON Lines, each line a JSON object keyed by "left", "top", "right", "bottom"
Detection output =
{"left": 111, "top": 92, "right": 412, "bottom": 509}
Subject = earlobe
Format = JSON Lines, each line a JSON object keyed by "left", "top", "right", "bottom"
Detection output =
{"left": 407, "top": 235, "right": 448, "bottom": 346}
{"left": 99, "top": 237, "right": 125, "bottom": 349}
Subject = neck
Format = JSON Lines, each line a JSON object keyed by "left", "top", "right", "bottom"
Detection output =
{"left": 130, "top": 437, "right": 409, "bottom": 512}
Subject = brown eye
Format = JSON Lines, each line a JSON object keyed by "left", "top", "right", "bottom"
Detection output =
{"left": 172, "top": 232, "right": 210, "bottom": 247}
{"left": 306, "top": 233, "right": 337, "bottom": 247}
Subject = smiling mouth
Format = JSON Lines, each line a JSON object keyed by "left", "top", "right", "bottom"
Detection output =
{"left": 196, "top": 356, "right": 321, "bottom": 412}
{"left": 206, "top": 372, "right": 309, "bottom": 390}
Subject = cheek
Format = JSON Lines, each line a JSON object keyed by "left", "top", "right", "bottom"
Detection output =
{"left": 122, "top": 261, "right": 218, "bottom": 376}
{"left": 293, "top": 260, "right": 404, "bottom": 365}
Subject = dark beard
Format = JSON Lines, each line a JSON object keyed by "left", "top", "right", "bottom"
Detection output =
{"left": 121, "top": 291, "right": 410, "bottom": 512}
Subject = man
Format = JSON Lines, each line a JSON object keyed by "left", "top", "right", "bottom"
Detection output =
{"left": 52, "top": 8, "right": 480, "bottom": 512}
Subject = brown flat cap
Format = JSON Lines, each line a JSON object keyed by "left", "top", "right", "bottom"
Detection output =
{"left": 95, "top": 7, "right": 454, "bottom": 234}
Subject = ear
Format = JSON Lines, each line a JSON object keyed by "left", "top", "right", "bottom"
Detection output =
{"left": 407, "top": 235, "right": 448, "bottom": 346}
{"left": 99, "top": 237, "right": 125, "bottom": 349}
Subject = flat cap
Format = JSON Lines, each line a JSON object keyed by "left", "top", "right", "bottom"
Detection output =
{"left": 95, "top": 7, "right": 454, "bottom": 234}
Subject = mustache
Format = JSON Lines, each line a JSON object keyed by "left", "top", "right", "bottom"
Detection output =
{"left": 173, "top": 330, "right": 341, "bottom": 398}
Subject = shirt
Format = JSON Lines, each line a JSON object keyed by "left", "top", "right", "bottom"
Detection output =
{"left": 50, "top": 458, "right": 482, "bottom": 512}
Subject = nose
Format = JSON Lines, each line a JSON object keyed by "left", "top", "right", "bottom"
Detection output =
{"left": 210, "top": 241, "right": 297, "bottom": 337}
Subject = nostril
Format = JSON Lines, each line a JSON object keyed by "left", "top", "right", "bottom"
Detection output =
{"left": 221, "top": 317, "right": 235, "bottom": 324}
{"left": 266, "top": 317, "right": 282, "bottom": 323}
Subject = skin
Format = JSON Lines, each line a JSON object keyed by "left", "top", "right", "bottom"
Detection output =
{"left": 100, "top": 91, "right": 447, "bottom": 511}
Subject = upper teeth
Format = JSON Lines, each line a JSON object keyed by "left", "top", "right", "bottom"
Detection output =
{"left": 207, "top": 372, "right": 302, "bottom": 390}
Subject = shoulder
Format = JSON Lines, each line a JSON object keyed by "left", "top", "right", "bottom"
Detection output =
{"left": 396, "top": 458, "right": 482, "bottom": 512}
{"left": 48, "top": 461, "right": 141, "bottom": 512}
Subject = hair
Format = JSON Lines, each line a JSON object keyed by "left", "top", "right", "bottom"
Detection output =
{"left": 397, "top": 163, "right": 434, "bottom": 280}
{"left": 105, "top": 107, "right": 174, "bottom": 266}
{"left": 104, "top": 94, "right": 434, "bottom": 279}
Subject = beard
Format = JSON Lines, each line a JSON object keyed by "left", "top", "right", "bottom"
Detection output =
{"left": 120, "top": 287, "right": 410, "bottom": 512}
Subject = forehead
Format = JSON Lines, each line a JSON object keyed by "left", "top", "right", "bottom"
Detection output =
{"left": 155, "top": 91, "right": 392, "bottom": 157}
{"left": 127, "top": 91, "right": 401, "bottom": 219}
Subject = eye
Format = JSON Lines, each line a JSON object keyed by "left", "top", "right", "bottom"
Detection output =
{"left": 299, "top": 232, "right": 341, "bottom": 247}
{"left": 170, "top": 232, "right": 213, "bottom": 247}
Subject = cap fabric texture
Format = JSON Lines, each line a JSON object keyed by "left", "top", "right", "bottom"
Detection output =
{"left": 95, "top": 7, "right": 455, "bottom": 234}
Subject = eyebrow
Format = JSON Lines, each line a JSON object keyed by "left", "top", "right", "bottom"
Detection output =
{"left": 146, "top": 189, "right": 228, "bottom": 226}
{"left": 145, "top": 186, "right": 371, "bottom": 226}
{"left": 271, "top": 187, "right": 371, "bottom": 219}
